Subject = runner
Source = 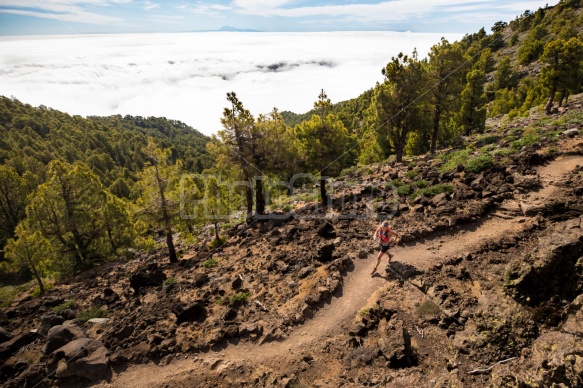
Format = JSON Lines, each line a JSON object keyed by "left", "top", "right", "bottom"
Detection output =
{"left": 371, "top": 220, "right": 401, "bottom": 275}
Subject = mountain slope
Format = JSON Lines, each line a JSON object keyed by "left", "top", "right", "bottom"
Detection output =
{"left": 1, "top": 93, "right": 582, "bottom": 388}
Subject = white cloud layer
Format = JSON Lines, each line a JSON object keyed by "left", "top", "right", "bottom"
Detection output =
{"left": 0, "top": 31, "right": 462, "bottom": 135}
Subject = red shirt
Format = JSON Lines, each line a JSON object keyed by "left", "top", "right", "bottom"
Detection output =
{"left": 378, "top": 228, "right": 392, "bottom": 243}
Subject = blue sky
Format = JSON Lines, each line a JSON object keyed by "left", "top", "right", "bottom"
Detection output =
{"left": 0, "top": 0, "right": 561, "bottom": 35}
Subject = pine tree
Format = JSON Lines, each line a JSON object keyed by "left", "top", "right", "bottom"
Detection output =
{"left": 541, "top": 37, "right": 583, "bottom": 113}
{"left": 427, "top": 39, "right": 467, "bottom": 153}
{"left": 4, "top": 223, "right": 54, "bottom": 295}
{"left": 294, "top": 93, "right": 354, "bottom": 204}
{"left": 208, "top": 92, "right": 258, "bottom": 221}
{"left": 137, "top": 139, "right": 180, "bottom": 263}
{"left": 372, "top": 51, "right": 428, "bottom": 162}
{"left": 254, "top": 108, "right": 299, "bottom": 193}
{"left": 26, "top": 160, "right": 106, "bottom": 271}
{"left": 454, "top": 50, "right": 489, "bottom": 136}
{"left": 0, "top": 165, "right": 29, "bottom": 246}
{"left": 102, "top": 192, "right": 136, "bottom": 256}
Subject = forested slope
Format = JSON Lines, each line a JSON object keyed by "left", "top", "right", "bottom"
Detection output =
{"left": 0, "top": 97, "right": 212, "bottom": 277}
{"left": 281, "top": 0, "right": 583, "bottom": 163}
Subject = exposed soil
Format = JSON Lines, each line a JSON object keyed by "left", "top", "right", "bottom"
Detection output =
{"left": 90, "top": 152, "right": 583, "bottom": 388}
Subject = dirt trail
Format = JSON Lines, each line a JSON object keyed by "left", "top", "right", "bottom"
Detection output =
{"left": 96, "top": 155, "right": 583, "bottom": 388}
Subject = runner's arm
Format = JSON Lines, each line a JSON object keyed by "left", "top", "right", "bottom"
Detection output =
{"left": 388, "top": 230, "right": 401, "bottom": 239}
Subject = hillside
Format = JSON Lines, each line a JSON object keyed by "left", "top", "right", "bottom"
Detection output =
{"left": 282, "top": 1, "right": 583, "bottom": 138}
{"left": 1, "top": 92, "right": 582, "bottom": 387}
{"left": 0, "top": 96, "right": 212, "bottom": 278}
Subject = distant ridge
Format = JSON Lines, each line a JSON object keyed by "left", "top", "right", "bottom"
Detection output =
{"left": 187, "top": 25, "right": 262, "bottom": 32}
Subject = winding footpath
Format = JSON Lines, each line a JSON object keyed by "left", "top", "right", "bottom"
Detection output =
{"left": 94, "top": 154, "right": 583, "bottom": 388}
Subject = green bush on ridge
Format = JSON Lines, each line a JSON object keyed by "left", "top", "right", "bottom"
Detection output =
{"left": 410, "top": 184, "right": 455, "bottom": 200}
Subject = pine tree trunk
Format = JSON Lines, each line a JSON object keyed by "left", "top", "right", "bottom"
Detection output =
{"left": 71, "top": 228, "right": 89, "bottom": 269}
{"left": 166, "top": 227, "right": 178, "bottom": 263}
{"left": 245, "top": 185, "right": 253, "bottom": 222}
{"left": 558, "top": 89, "right": 567, "bottom": 107}
{"left": 545, "top": 87, "right": 557, "bottom": 114}
{"left": 395, "top": 150, "right": 403, "bottom": 163}
{"left": 106, "top": 225, "right": 117, "bottom": 255}
{"left": 320, "top": 177, "right": 327, "bottom": 206}
{"left": 430, "top": 106, "right": 441, "bottom": 154}
{"left": 213, "top": 222, "right": 220, "bottom": 242}
{"left": 255, "top": 177, "right": 265, "bottom": 215}
{"left": 29, "top": 261, "right": 45, "bottom": 295}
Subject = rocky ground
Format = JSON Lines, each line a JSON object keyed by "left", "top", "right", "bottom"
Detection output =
{"left": 1, "top": 97, "right": 583, "bottom": 387}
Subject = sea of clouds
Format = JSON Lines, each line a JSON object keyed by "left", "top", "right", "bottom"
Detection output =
{"left": 0, "top": 31, "right": 463, "bottom": 135}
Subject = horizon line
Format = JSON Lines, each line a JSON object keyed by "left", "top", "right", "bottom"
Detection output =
{"left": 0, "top": 28, "right": 468, "bottom": 37}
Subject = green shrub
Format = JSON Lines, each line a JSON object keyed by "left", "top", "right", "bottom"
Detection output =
{"left": 410, "top": 184, "right": 455, "bottom": 200}
{"left": 217, "top": 291, "right": 250, "bottom": 306}
{"left": 508, "top": 109, "right": 520, "bottom": 119}
{"left": 77, "top": 307, "right": 108, "bottom": 324}
{"left": 52, "top": 300, "right": 76, "bottom": 312}
{"left": 511, "top": 133, "right": 541, "bottom": 150}
{"left": 406, "top": 169, "right": 419, "bottom": 179}
{"left": 476, "top": 134, "right": 500, "bottom": 146}
{"left": 388, "top": 179, "right": 402, "bottom": 188}
{"left": 202, "top": 258, "right": 218, "bottom": 268}
{"left": 416, "top": 300, "right": 441, "bottom": 316}
{"left": 479, "top": 144, "right": 496, "bottom": 154}
{"left": 490, "top": 147, "right": 513, "bottom": 157}
{"left": 438, "top": 150, "right": 471, "bottom": 173}
{"left": 396, "top": 185, "right": 411, "bottom": 196}
{"left": 230, "top": 291, "right": 250, "bottom": 304}
{"left": 208, "top": 237, "right": 226, "bottom": 250}
{"left": 560, "top": 112, "right": 583, "bottom": 126}
{"left": 465, "top": 155, "right": 494, "bottom": 173}
{"left": 163, "top": 277, "right": 176, "bottom": 290}
{"left": 414, "top": 179, "right": 429, "bottom": 189}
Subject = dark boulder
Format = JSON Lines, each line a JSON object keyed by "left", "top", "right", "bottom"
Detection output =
{"left": 41, "top": 296, "right": 65, "bottom": 308}
{"left": 130, "top": 268, "right": 167, "bottom": 295}
{"left": 48, "top": 338, "right": 109, "bottom": 381}
{"left": 0, "top": 327, "right": 13, "bottom": 344}
{"left": 174, "top": 301, "right": 208, "bottom": 324}
{"left": 317, "top": 222, "right": 337, "bottom": 239}
{"left": 315, "top": 243, "right": 335, "bottom": 263}
{"left": 193, "top": 272, "right": 209, "bottom": 288}
{"left": 38, "top": 313, "right": 66, "bottom": 336}
{"left": 43, "top": 324, "right": 86, "bottom": 355}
